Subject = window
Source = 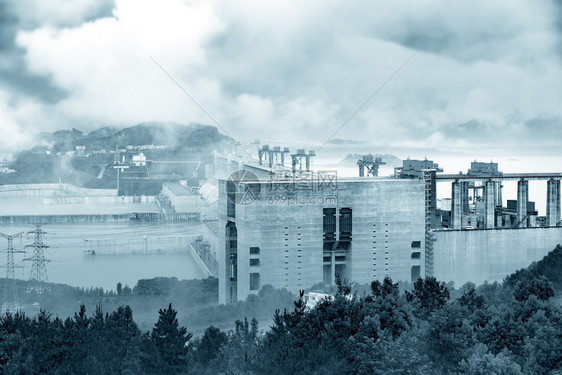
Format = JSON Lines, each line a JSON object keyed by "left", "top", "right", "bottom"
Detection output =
{"left": 250, "top": 247, "right": 260, "bottom": 255}
{"left": 411, "top": 241, "right": 421, "bottom": 248}
{"left": 339, "top": 208, "right": 352, "bottom": 233}
{"left": 411, "top": 252, "right": 421, "bottom": 259}
{"left": 250, "top": 273, "right": 260, "bottom": 291}
{"left": 250, "top": 259, "right": 260, "bottom": 266}
{"left": 226, "top": 181, "right": 236, "bottom": 218}
{"left": 323, "top": 208, "right": 337, "bottom": 232}
{"left": 411, "top": 266, "right": 421, "bottom": 282}
{"left": 323, "top": 208, "right": 337, "bottom": 250}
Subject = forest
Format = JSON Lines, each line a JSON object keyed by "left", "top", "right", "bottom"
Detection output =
{"left": 1, "top": 245, "right": 562, "bottom": 374}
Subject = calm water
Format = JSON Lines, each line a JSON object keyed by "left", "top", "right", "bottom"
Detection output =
{"left": 0, "top": 222, "right": 212, "bottom": 291}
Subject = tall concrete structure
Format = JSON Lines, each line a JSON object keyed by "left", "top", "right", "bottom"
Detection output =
{"left": 451, "top": 181, "right": 462, "bottom": 229}
{"left": 357, "top": 155, "right": 386, "bottom": 177}
{"left": 432, "top": 227, "right": 562, "bottom": 286}
{"left": 461, "top": 182, "right": 470, "bottom": 215}
{"left": 216, "top": 152, "right": 562, "bottom": 303}
{"left": 290, "top": 149, "right": 315, "bottom": 174}
{"left": 517, "top": 179, "right": 529, "bottom": 228}
{"left": 430, "top": 170, "right": 562, "bottom": 287}
{"left": 218, "top": 175, "right": 425, "bottom": 303}
{"left": 258, "top": 145, "right": 290, "bottom": 168}
{"left": 484, "top": 180, "right": 496, "bottom": 229}
{"left": 546, "top": 178, "right": 561, "bottom": 226}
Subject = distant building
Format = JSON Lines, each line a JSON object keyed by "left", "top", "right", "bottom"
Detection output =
{"left": 131, "top": 153, "right": 147, "bottom": 167}
{"left": 394, "top": 158, "right": 443, "bottom": 179}
{"left": 467, "top": 161, "right": 502, "bottom": 176}
{"left": 75, "top": 145, "right": 86, "bottom": 157}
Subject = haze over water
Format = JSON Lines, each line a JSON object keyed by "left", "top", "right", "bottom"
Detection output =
{"left": 2, "top": 222, "right": 211, "bottom": 291}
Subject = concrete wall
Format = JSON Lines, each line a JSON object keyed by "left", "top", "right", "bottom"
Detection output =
{"left": 0, "top": 212, "right": 199, "bottom": 224}
{"left": 432, "top": 227, "right": 562, "bottom": 286}
{"left": 0, "top": 183, "right": 117, "bottom": 197}
{"left": 43, "top": 195, "right": 154, "bottom": 205}
{"left": 218, "top": 177, "right": 426, "bottom": 303}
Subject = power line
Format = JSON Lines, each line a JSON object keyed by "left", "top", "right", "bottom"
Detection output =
{"left": 315, "top": 53, "right": 415, "bottom": 154}
{"left": 146, "top": 52, "right": 253, "bottom": 160}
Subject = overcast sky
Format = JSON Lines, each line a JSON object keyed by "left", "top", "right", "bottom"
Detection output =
{"left": 1, "top": 0, "right": 561, "bottom": 155}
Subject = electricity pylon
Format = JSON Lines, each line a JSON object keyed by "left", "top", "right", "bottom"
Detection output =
{"left": 0, "top": 232, "right": 24, "bottom": 314}
{"left": 24, "top": 225, "right": 51, "bottom": 294}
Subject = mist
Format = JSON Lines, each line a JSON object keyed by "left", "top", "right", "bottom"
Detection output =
{"left": 1, "top": 0, "right": 561, "bottom": 154}
{"left": 1, "top": 1, "right": 562, "bottom": 373}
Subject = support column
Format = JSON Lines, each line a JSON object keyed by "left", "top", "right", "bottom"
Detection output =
{"left": 485, "top": 180, "right": 496, "bottom": 228}
{"left": 517, "top": 179, "right": 528, "bottom": 228}
{"left": 496, "top": 182, "right": 503, "bottom": 207}
{"left": 451, "top": 180, "right": 462, "bottom": 229}
{"left": 461, "top": 181, "right": 469, "bottom": 214}
{"left": 546, "top": 179, "right": 561, "bottom": 227}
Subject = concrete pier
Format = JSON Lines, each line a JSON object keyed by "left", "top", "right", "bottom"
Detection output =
{"left": 461, "top": 181, "right": 469, "bottom": 214}
{"left": 517, "top": 179, "right": 529, "bottom": 228}
{"left": 496, "top": 182, "right": 503, "bottom": 207}
{"left": 485, "top": 180, "right": 496, "bottom": 228}
{"left": 451, "top": 181, "right": 462, "bottom": 229}
{"left": 547, "top": 178, "right": 561, "bottom": 226}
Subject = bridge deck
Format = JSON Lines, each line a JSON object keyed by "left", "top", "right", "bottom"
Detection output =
{"left": 435, "top": 173, "right": 562, "bottom": 182}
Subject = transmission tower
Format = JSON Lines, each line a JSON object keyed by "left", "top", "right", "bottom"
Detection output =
{"left": 24, "top": 225, "right": 51, "bottom": 294}
{"left": 0, "top": 232, "right": 24, "bottom": 313}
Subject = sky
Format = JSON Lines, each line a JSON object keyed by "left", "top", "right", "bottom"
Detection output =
{"left": 1, "top": 0, "right": 561, "bottom": 156}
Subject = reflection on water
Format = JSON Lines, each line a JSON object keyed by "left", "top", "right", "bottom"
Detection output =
{"left": 0, "top": 222, "right": 211, "bottom": 291}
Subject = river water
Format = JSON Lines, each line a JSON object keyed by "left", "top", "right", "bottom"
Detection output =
{"left": 0, "top": 222, "right": 212, "bottom": 291}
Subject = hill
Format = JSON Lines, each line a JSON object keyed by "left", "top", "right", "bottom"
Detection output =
{"left": 35, "top": 122, "right": 227, "bottom": 153}
{"left": 1, "top": 123, "right": 228, "bottom": 186}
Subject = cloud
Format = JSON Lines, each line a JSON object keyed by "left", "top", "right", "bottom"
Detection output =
{"left": 0, "top": 1, "right": 66, "bottom": 103}
{"left": 0, "top": 0, "right": 561, "bottom": 155}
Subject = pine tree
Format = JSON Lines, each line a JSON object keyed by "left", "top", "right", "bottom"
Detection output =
{"left": 151, "top": 304, "right": 192, "bottom": 373}
{"left": 196, "top": 325, "right": 228, "bottom": 366}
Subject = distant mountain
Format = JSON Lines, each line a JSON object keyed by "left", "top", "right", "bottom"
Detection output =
{"left": 3, "top": 123, "right": 229, "bottom": 186}
{"left": 34, "top": 122, "right": 228, "bottom": 153}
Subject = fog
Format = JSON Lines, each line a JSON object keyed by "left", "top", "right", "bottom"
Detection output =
{"left": 1, "top": 0, "right": 561, "bottom": 154}
{"left": 1, "top": 3, "right": 562, "bottom": 368}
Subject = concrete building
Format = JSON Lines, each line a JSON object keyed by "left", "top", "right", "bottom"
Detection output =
{"left": 394, "top": 158, "right": 443, "bottom": 179}
{"left": 218, "top": 174, "right": 425, "bottom": 303}
{"left": 216, "top": 152, "right": 562, "bottom": 303}
{"left": 428, "top": 170, "right": 562, "bottom": 286}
